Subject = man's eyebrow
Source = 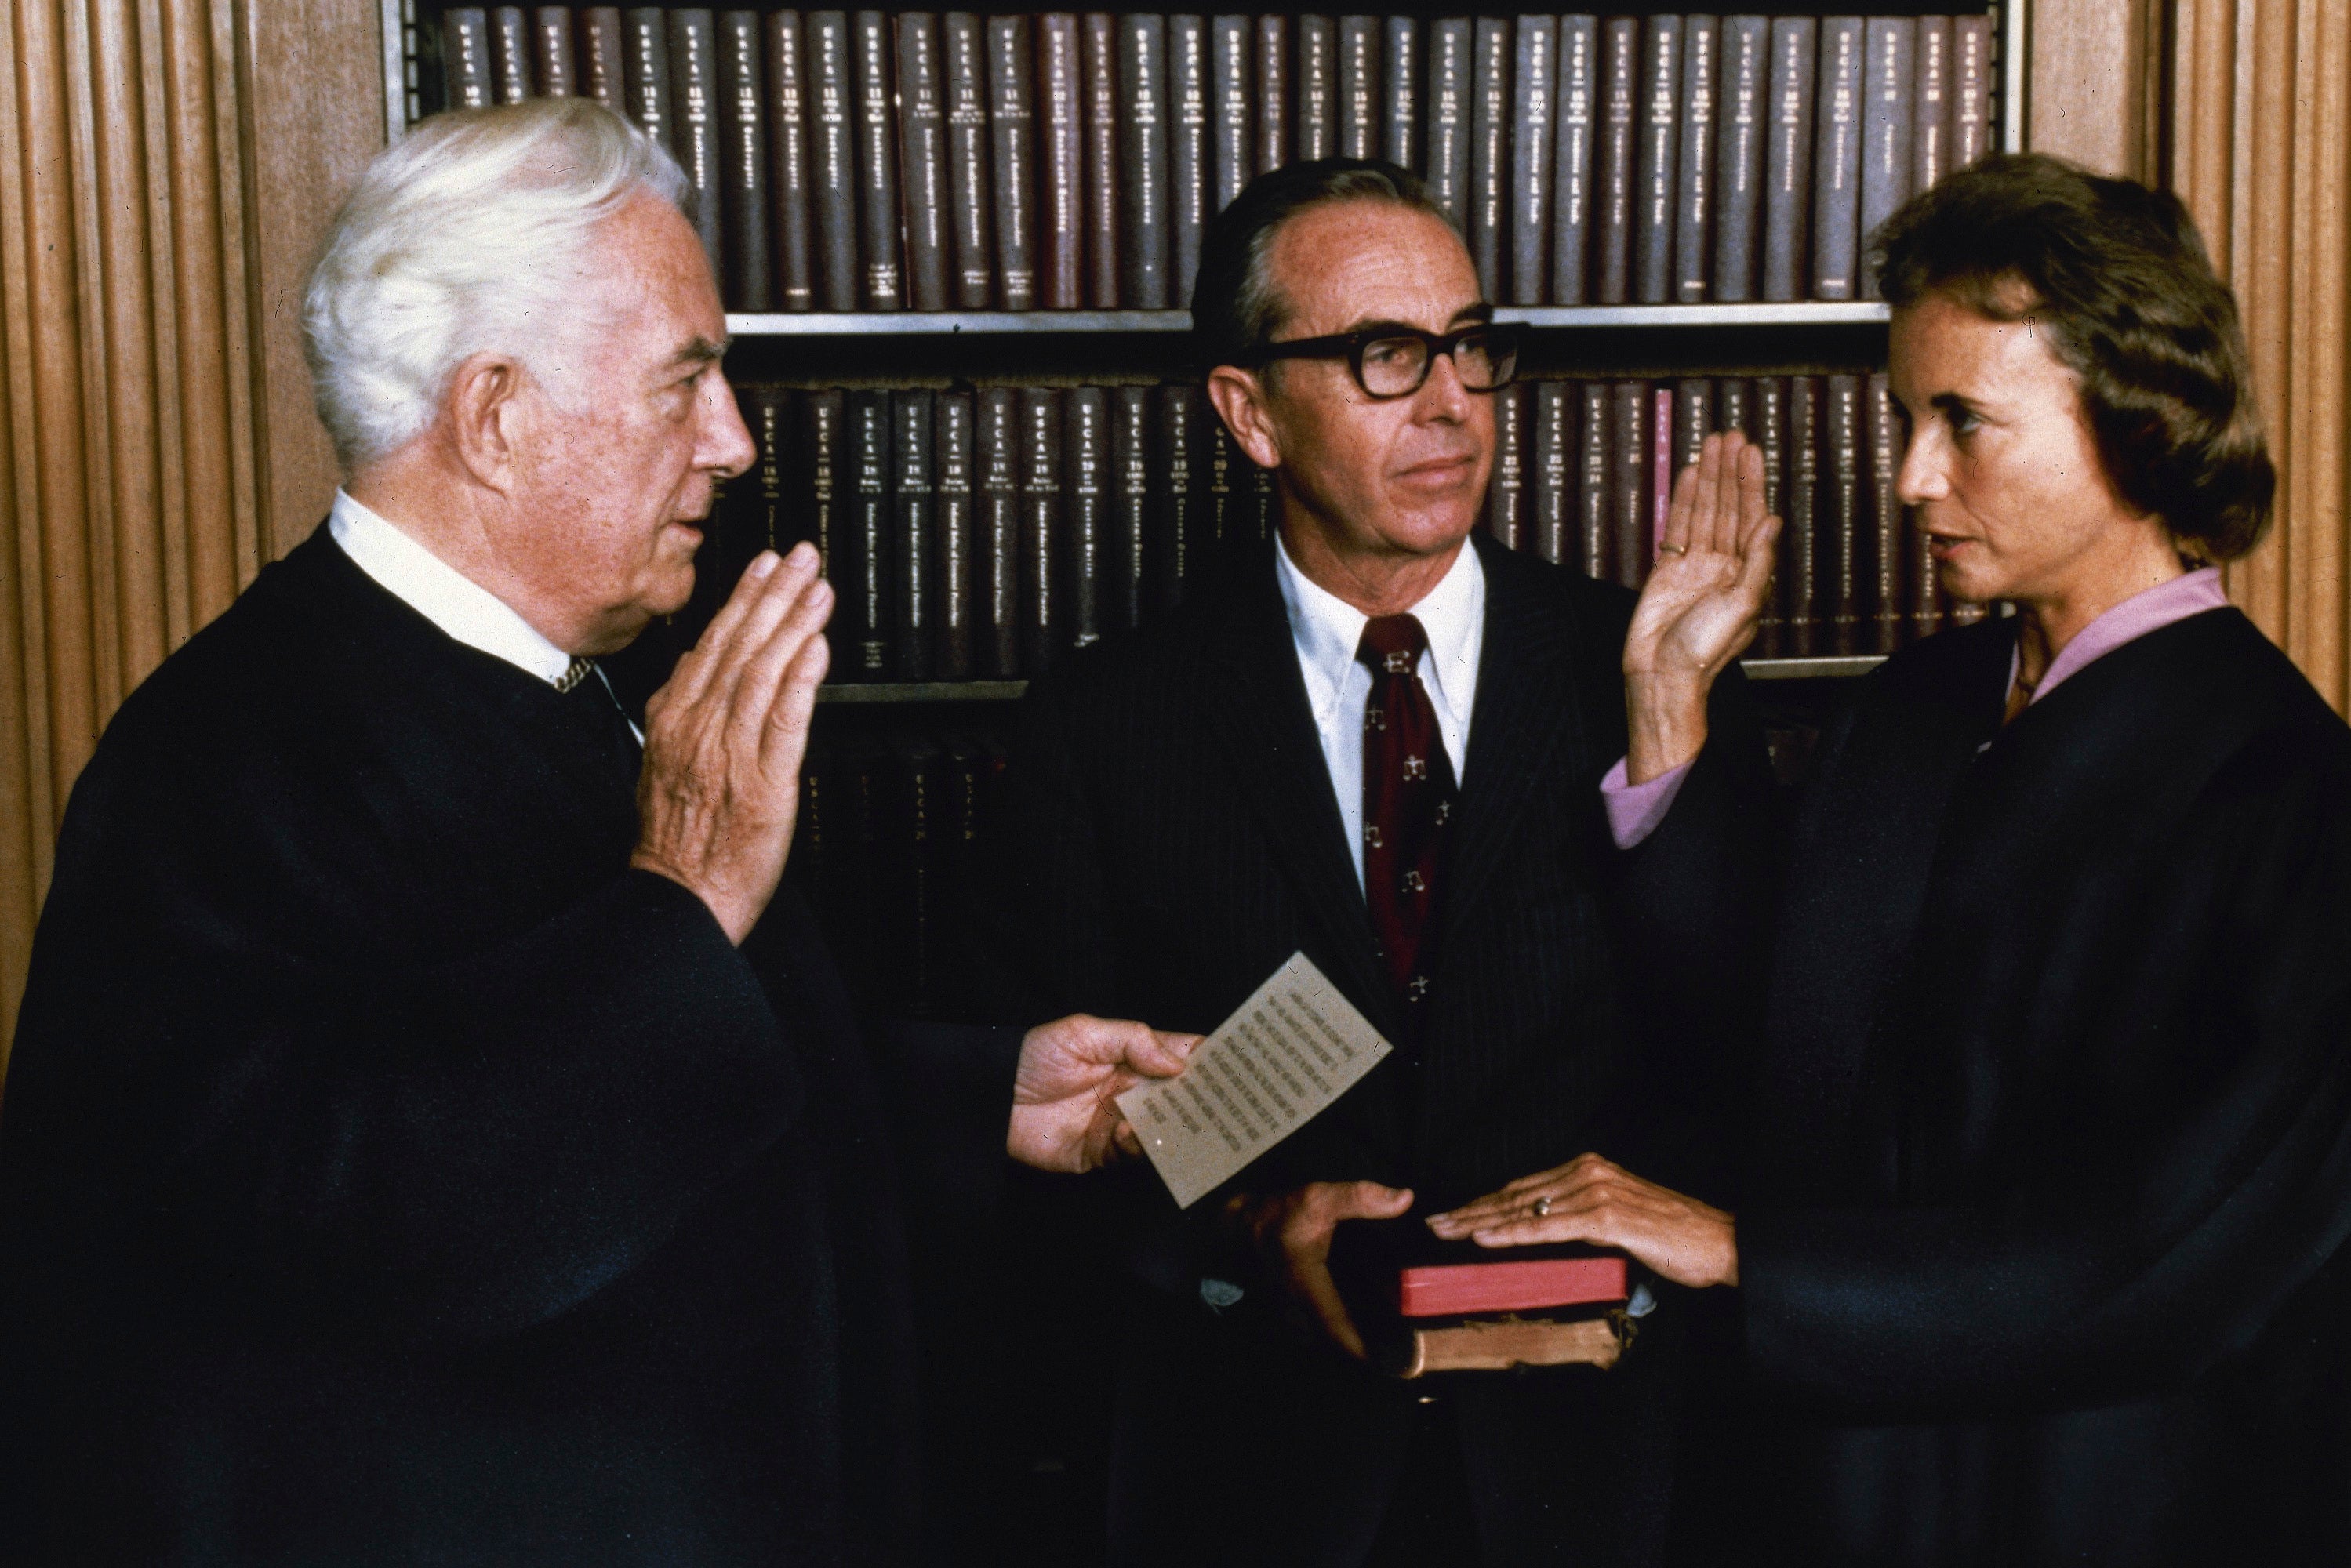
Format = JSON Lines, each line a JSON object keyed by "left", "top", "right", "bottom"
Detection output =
{"left": 670, "top": 334, "right": 730, "bottom": 368}
{"left": 1334, "top": 303, "right": 1495, "bottom": 336}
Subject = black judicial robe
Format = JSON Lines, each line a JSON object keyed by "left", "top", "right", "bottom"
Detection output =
{"left": 1731, "top": 607, "right": 2351, "bottom": 1564}
{"left": 0, "top": 528, "right": 1022, "bottom": 1565}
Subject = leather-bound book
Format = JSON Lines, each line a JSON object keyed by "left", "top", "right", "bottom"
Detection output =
{"left": 622, "top": 9, "right": 673, "bottom": 148}
{"left": 580, "top": 9, "right": 624, "bottom": 110}
{"left": 1824, "top": 372, "right": 1863, "bottom": 654}
{"left": 1866, "top": 369, "right": 1904, "bottom": 652}
{"left": 1485, "top": 381, "right": 1528, "bottom": 550}
{"left": 1020, "top": 388, "right": 1065, "bottom": 674}
{"left": 1531, "top": 380, "right": 1573, "bottom": 565}
{"left": 670, "top": 12, "right": 724, "bottom": 273}
{"left": 808, "top": 13, "right": 860, "bottom": 311}
{"left": 1673, "top": 14, "right": 1717, "bottom": 302}
{"left": 1674, "top": 377, "right": 1712, "bottom": 481}
{"left": 1760, "top": 16, "right": 1814, "bottom": 301}
{"left": 1651, "top": 383, "right": 1675, "bottom": 561}
{"left": 1329, "top": 1215, "right": 1634, "bottom": 1380}
{"left": 1712, "top": 15, "right": 1768, "bottom": 302}
{"left": 976, "top": 387, "right": 1023, "bottom": 675}
{"left": 1593, "top": 16, "right": 1639, "bottom": 303}
{"left": 1609, "top": 380, "right": 1648, "bottom": 591}
{"left": 1784, "top": 374, "right": 1821, "bottom": 655}
{"left": 1037, "top": 15, "right": 1085, "bottom": 309}
{"left": 892, "top": 390, "right": 936, "bottom": 679}
{"left": 1338, "top": 15, "right": 1379, "bottom": 160}
{"left": 1423, "top": 19, "right": 1471, "bottom": 230}
{"left": 532, "top": 8, "right": 576, "bottom": 96}
{"left": 1253, "top": 15, "right": 1288, "bottom": 175}
{"left": 1716, "top": 375, "right": 1752, "bottom": 445}
{"left": 1155, "top": 387, "right": 1206, "bottom": 610}
{"left": 935, "top": 390, "right": 976, "bottom": 677}
{"left": 1382, "top": 16, "right": 1418, "bottom": 171}
{"left": 851, "top": 12, "right": 905, "bottom": 309}
{"left": 1550, "top": 16, "right": 1597, "bottom": 305}
{"left": 845, "top": 390, "right": 896, "bottom": 679}
{"left": 1911, "top": 15, "right": 1951, "bottom": 196}
{"left": 1170, "top": 16, "right": 1211, "bottom": 301}
{"left": 881, "top": 738, "right": 945, "bottom": 1018}
{"left": 718, "top": 13, "right": 771, "bottom": 311}
{"left": 1113, "top": 387, "right": 1152, "bottom": 630}
{"left": 1466, "top": 18, "right": 1510, "bottom": 301}
{"left": 1509, "top": 16, "right": 1556, "bottom": 307}
{"left": 1578, "top": 380, "right": 1610, "bottom": 582}
{"left": 1295, "top": 16, "right": 1337, "bottom": 162}
{"left": 765, "top": 13, "right": 817, "bottom": 312}
{"left": 895, "top": 13, "right": 952, "bottom": 310}
{"left": 800, "top": 387, "right": 845, "bottom": 589}
{"left": 1246, "top": 460, "right": 1278, "bottom": 550}
{"left": 1064, "top": 387, "right": 1109, "bottom": 653}
{"left": 1081, "top": 13, "right": 1122, "bottom": 308}
{"left": 1953, "top": 15, "right": 1993, "bottom": 170}
{"left": 1752, "top": 375, "right": 1790, "bottom": 654}
{"left": 1810, "top": 16, "right": 1865, "bottom": 301}
{"left": 987, "top": 16, "right": 1038, "bottom": 310}
{"left": 1212, "top": 16, "right": 1252, "bottom": 212}
{"left": 1205, "top": 418, "right": 1239, "bottom": 562}
{"left": 1857, "top": 17, "right": 1913, "bottom": 301}
{"left": 1632, "top": 14, "right": 1681, "bottom": 303}
{"left": 1119, "top": 14, "right": 1173, "bottom": 309}
{"left": 489, "top": 8, "right": 532, "bottom": 103}
{"left": 442, "top": 9, "right": 493, "bottom": 111}
{"left": 943, "top": 14, "right": 995, "bottom": 308}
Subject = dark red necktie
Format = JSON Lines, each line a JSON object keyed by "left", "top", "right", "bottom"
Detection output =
{"left": 1357, "top": 615, "right": 1457, "bottom": 1007}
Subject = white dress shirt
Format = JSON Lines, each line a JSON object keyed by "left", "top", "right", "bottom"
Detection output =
{"left": 1274, "top": 531, "right": 1485, "bottom": 888}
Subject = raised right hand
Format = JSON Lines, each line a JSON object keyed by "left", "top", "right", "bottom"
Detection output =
{"left": 1234, "top": 1179, "right": 1415, "bottom": 1361}
{"left": 630, "top": 544, "right": 833, "bottom": 944}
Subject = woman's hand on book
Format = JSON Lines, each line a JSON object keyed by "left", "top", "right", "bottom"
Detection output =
{"left": 1426, "top": 1153, "right": 1738, "bottom": 1290}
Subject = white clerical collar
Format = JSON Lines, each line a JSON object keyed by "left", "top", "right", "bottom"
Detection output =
{"left": 1274, "top": 528, "right": 1486, "bottom": 734}
{"left": 329, "top": 488, "right": 575, "bottom": 687}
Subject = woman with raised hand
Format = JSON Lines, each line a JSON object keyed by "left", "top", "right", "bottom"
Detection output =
{"left": 1431, "top": 154, "right": 2351, "bottom": 1563}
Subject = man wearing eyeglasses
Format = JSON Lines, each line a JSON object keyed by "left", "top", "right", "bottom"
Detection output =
{"left": 996, "top": 161, "right": 1768, "bottom": 1566}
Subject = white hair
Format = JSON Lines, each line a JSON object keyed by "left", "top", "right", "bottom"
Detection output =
{"left": 302, "top": 98, "right": 692, "bottom": 471}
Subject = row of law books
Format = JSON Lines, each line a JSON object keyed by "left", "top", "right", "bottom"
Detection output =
{"left": 685, "top": 373, "right": 1970, "bottom": 690}
{"left": 434, "top": 9, "right": 2000, "bottom": 313}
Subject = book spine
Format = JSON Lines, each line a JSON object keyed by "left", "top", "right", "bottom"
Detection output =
{"left": 1532, "top": 379, "right": 1572, "bottom": 564}
{"left": 1866, "top": 369, "right": 1903, "bottom": 652}
{"left": 1485, "top": 381, "right": 1527, "bottom": 550}
{"left": 1171, "top": 16, "right": 1211, "bottom": 301}
{"left": 1785, "top": 374, "right": 1820, "bottom": 655}
{"left": 1338, "top": 15, "right": 1379, "bottom": 160}
{"left": 1824, "top": 372, "right": 1862, "bottom": 654}
{"left": 1212, "top": 15, "right": 1253, "bottom": 212}
{"left": 1673, "top": 16, "right": 1717, "bottom": 303}
{"left": 935, "top": 390, "right": 975, "bottom": 677}
{"left": 893, "top": 389, "right": 935, "bottom": 679}
{"left": 1082, "top": 13, "right": 1121, "bottom": 307}
{"left": 847, "top": 389, "right": 895, "bottom": 678}
{"left": 943, "top": 13, "right": 995, "bottom": 308}
{"left": 1065, "top": 387, "right": 1108, "bottom": 652}
{"left": 1424, "top": 19, "right": 1472, "bottom": 230}
{"left": 765, "top": 13, "right": 816, "bottom": 313}
{"left": 580, "top": 9, "right": 624, "bottom": 110}
{"left": 987, "top": 16, "right": 1038, "bottom": 309}
{"left": 1674, "top": 376, "right": 1712, "bottom": 477}
{"left": 1712, "top": 15, "right": 1768, "bottom": 303}
{"left": 1651, "top": 383, "right": 1675, "bottom": 557}
{"left": 1254, "top": 15, "right": 1288, "bottom": 176}
{"left": 802, "top": 388, "right": 844, "bottom": 597}
{"left": 852, "top": 12, "right": 905, "bottom": 310}
{"left": 1383, "top": 16, "right": 1417, "bottom": 171}
{"left": 670, "top": 13, "right": 724, "bottom": 274}
{"left": 443, "top": 9, "right": 492, "bottom": 111}
{"left": 1761, "top": 17, "right": 1815, "bottom": 302}
{"left": 490, "top": 7, "right": 532, "bottom": 103}
{"left": 1912, "top": 16, "right": 1951, "bottom": 197}
{"left": 1953, "top": 15, "right": 1993, "bottom": 170}
{"left": 1609, "top": 379, "right": 1648, "bottom": 590}
{"left": 1120, "top": 14, "right": 1172, "bottom": 309}
{"left": 1633, "top": 15, "right": 1681, "bottom": 304}
{"left": 534, "top": 9, "right": 577, "bottom": 97}
{"left": 623, "top": 9, "right": 673, "bottom": 148}
{"left": 809, "top": 13, "right": 860, "bottom": 311}
{"left": 1114, "top": 387, "right": 1152, "bottom": 630}
{"left": 1858, "top": 18, "right": 1913, "bottom": 302}
{"left": 1205, "top": 418, "right": 1239, "bottom": 561}
{"left": 718, "top": 13, "right": 771, "bottom": 312}
{"left": 1578, "top": 379, "right": 1609, "bottom": 581}
{"left": 745, "top": 383, "right": 793, "bottom": 556}
{"left": 1510, "top": 17, "right": 1555, "bottom": 307}
{"left": 1717, "top": 374, "right": 1752, "bottom": 444}
{"left": 976, "top": 387, "right": 1022, "bottom": 675}
{"left": 1550, "top": 16, "right": 1596, "bottom": 305}
{"left": 1295, "top": 16, "right": 1337, "bottom": 162}
{"left": 1020, "top": 388, "right": 1064, "bottom": 674}
{"left": 896, "top": 14, "right": 951, "bottom": 310}
{"left": 1595, "top": 16, "right": 1639, "bottom": 304}
{"left": 1154, "top": 386, "right": 1201, "bottom": 612}
{"left": 1247, "top": 461, "right": 1278, "bottom": 550}
{"left": 1811, "top": 16, "right": 1864, "bottom": 302}
{"left": 1752, "top": 375, "right": 1787, "bottom": 653}
{"left": 1467, "top": 18, "right": 1510, "bottom": 301}
{"left": 1037, "top": 15, "right": 1085, "bottom": 309}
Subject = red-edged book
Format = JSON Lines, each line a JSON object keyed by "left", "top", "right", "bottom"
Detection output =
{"left": 1398, "top": 1250, "right": 1628, "bottom": 1319}
{"left": 1330, "top": 1213, "right": 1636, "bottom": 1378}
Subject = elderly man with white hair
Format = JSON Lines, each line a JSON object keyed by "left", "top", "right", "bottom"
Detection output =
{"left": 0, "top": 99, "right": 1190, "bottom": 1565}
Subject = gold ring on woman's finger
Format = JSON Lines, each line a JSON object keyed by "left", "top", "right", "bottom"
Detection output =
{"left": 1657, "top": 543, "right": 1688, "bottom": 555}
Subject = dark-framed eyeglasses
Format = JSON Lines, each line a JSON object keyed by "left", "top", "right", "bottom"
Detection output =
{"left": 1241, "top": 323, "right": 1522, "bottom": 400}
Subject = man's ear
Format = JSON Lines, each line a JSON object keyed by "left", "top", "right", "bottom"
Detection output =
{"left": 443, "top": 351, "right": 528, "bottom": 493}
{"left": 1205, "top": 365, "right": 1283, "bottom": 470}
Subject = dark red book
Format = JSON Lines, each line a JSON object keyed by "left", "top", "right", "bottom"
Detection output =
{"left": 1328, "top": 1213, "right": 1634, "bottom": 1378}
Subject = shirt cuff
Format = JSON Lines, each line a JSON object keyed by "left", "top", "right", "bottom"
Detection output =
{"left": 1601, "top": 755, "right": 1695, "bottom": 851}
